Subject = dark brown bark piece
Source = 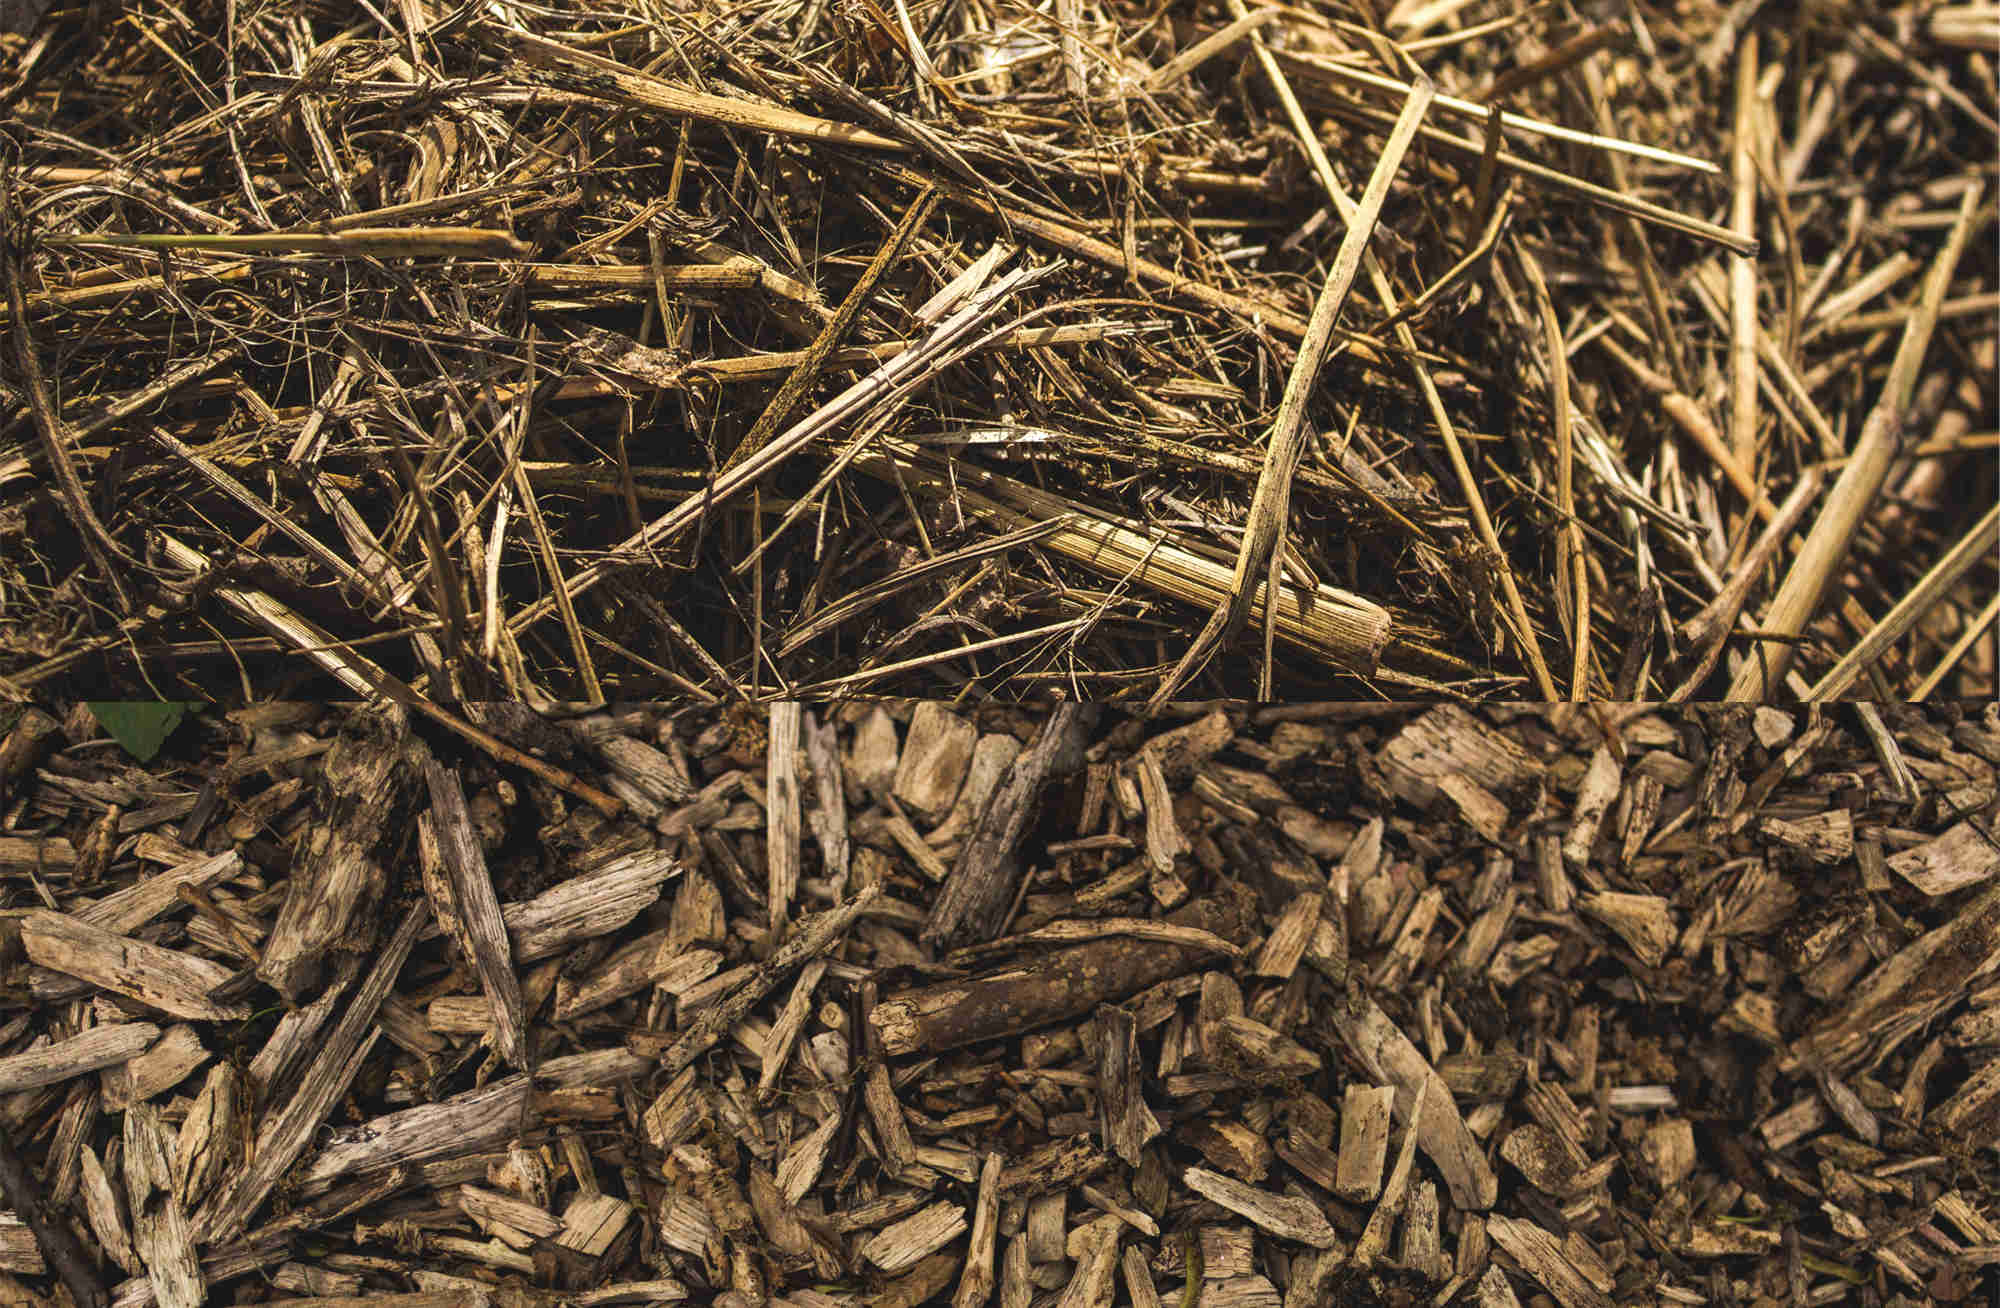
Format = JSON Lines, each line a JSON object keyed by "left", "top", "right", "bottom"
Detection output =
{"left": 878, "top": 888, "right": 1253, "bottom": 1056}
{"left": 923, "top": 704, "right": 1100, "bottom": 946}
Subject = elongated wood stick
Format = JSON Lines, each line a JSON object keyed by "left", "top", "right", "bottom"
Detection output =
{"left": 1218, "top": 0, "right": 1557, "bottom": 698}
{"left": 1519, "top": 250, "right": 1590, "bottom": 699}
{"left": 1725, "top": 180, "right": 1985, "bottom": 699}
{"left": 1911, "top": 590, "right": 2000, "bottom": 701}
{"left": 1806, "top": 501, "right": 1999, "bottom": 700}
{"left": 1728, "top": 33, "right": 1761, "bottom": 469}
{"left": 1147, "top": 77, "right": 1435, "bottom": 710}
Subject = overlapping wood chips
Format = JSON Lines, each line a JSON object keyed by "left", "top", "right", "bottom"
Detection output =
{"left": 0, "top": 0, "right": 1994, "bottom": 701}
{"left": 0, "top": 699, "right": 1994, "bottom": 1307}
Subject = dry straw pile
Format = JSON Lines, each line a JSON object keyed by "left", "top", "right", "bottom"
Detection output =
{"left": 0, "top": 0, "right": 1993, "bottom": 702}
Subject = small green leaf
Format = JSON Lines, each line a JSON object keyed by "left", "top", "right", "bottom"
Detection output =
{"left": 86, "top": 701, "right": 199, "bottom": 763}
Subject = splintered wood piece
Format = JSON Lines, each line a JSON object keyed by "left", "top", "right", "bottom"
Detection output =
{"left": 172, "top": 1064, "right": 242, "bottom": 1212}
{"left": 1198, "top": 1224, "right": 1259, "bottom": 1276}
{"left": 1636, "top": 1119, "right": 1696, "bottom": 1189}
{"left": 20, "top": 913, "right": 247, "bottom": 1022}
{"left": 1121, "top": 1245, "right": 1161, "bottom": 1308}
{"left": 766, "top": 702, "right": 803, "bottom": 927}
{"left": 1079, "top": 1184, "right": 1157, "bottom": 1237}
{"left": 1795, "top": 879, "right": 2000, "bottom": 1073}
{"left": 0, "top": 1022, "right": 157, "bottom": 1093}
{"left": 881, "top": 801, "right": 953, "bottom": 881}
{"left": 1398, "top": 1181, "right": 1442, "bottom": 1281}
{"left": 1930, "top": 1053, "right": 2000, "bottom": 1151}
{"left": 756, "top": 958, "right": 825, "bottom": 1102}
{"left": 1485, "top": 1216, "right": 1612, "bottom": 1308}
{"left": 1474, "top": 1263, "right": 1524, "bottom": 1308}
{"left": 1095, "top": 1004, "right": 1161, "bottom": 1165}
{"left": 776, "top": 1114, "right": 839, "bottom": 1204}
{"left": 932, "top": 733, "right": 1023, "bottom": 850}
{"left": 1336, "top": 1083, "right": 1395, "bottom": 1201}
{"left": 745, "top": 1165, "right": 820, "bottom": 1273}
{"left": 951, "top": 1152, "right": 1003, "bottom": 1308}
{"left": 494, "top": 851, "right": 681, "bottom": 963}
{"left": 998, "top": 1137, "right": 1108, "bottom": 1198}
{"left": 1134, "top": 749, "right": 1189, "bottom": 875}
{"left": 459, "top": 1185, "right": 564, "bottom": 1239}
{"left": 1352, "top": 1083, "right": 1424, "bottom": 1271}
{"left": 427, "top": 995, "right": 498, "bottom": 1036}
{"left": 1181, "top": 1168, "right": 1337, "bottom": 1247}
{"left": 0, "top": 1214, "right": 46, "bottom": 1275}
{"left": 1215, "top": 1015, "right": 1318, "bottom": 1077}
{"left": 864, "top": 1252, "right": 954, "bottom": 1308}
{"left": 802, "top": 710, "right": 852, "bottom": 890}
{"left": 1185, "top": 1120, "right": 1272, "bottom": 1183}
{"left": 1760, "top": 810, "right": 1852, "bottom": 865}
{"left": 1562, "top": 747, "right": 1621, "bottom": 868}
{"left": 558, "top": 931, "right": 708, "bottom": 1020}
{"left": 247, "top": 954, "right": 358, "bottom": 1100}
{"left": 880, "top": 891, "right": 1248, "bottom": 1055}
{"left": 101, "top": 1023, "right": 206, "bottom": 1111}
{"left": 1055, "top": 1214, "right": 1122, "bottom": 1308}
{"left": 258, "top": 702, "right": 412, "bottom": 1002}
{"left": 655, "top": 883, "right": 879, "bottom": 1077}
{"left": 1025, "top": 1193, "right": 1065, "bottom": 1264}
{"left": 1203, "top": 1277, "right": 1281, "bottom": 1308}
{"left": 52, "top": 849, "right": 241, "bottom": 935}
{"left": 1327, "top": 994, "right": 1497, "bottom": 1209}
{"left": 849, "top": 708, "right": 901, "bottom": 799}
{"left": 123, "top": 1103, "right": 203, "bottom": 1308}
{"left": 1000, "top": 1240, "right": 1032, "bottom": 1308}
{"left": 419, "top": 754, "right": 528, "bottom": 1071}
{"left": 893, "top": 702, "right": 978, "bottom": 825}
{"left": 594, "top": 734, "right": 694, "bottom": 808}
{"left": 301, "top": 1049, "right": 649, "bottom": 1191}
{"left": 1254, "top": 892, "right": 1321, "bottom": 979}
{"left": 1576, "top": 892, "right": 1674, "bottom": 968}
{"left": 924, "top": 704, "right": 1099, "bottom": 945}
{"left": 1135, "top": 710, "right": 1235, "bottom": 782}
{"left": 865, "top": 1062, "right": 919, "bottom": 1177}
{"left": 1377, "top": 707, "right": 1542, "bottom": 837}
{"left": 1888, "top": 820, "right": 2000, "bottom": 895}
{"left": 81, "top": 1142, "right": 139, "bottom": 1275}
{"left": 1374, "top": 886, "right": 1443, "bottom": 990}
{"left": 1498, "top": 1124, "right": 1612, "bottom": 1199}
{"left": 0, "top": 837, "right": 75, "bottom": 875}
{"left": 557, "top": 1193, "right": 634, "bottom": 1258}
{"left": 860, "top": 1200, "right": 967, "bottom": 1272}
{"left": 641, "top": 1067, "right": 704, "bottom": 1153}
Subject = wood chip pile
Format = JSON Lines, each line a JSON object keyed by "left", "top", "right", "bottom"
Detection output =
{"left": 0, "top": 0, "right": 1994, "bottom": 700}
{"left": 0, "top": 699, "right": 1995, "bottom": 1307}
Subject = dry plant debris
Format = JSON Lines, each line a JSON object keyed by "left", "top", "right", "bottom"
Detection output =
{"left": 0, "top": 0, "right": 1994, "bottom": 702}
{"left": 0, "top": 699, "right": 1994, "bottom": 1306}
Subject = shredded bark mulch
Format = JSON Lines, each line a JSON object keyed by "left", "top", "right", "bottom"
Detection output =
{"left": 0, "top": 699, "right": 1995, "bottom": 1307}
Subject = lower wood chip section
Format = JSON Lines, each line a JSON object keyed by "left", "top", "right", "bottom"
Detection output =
{"left": 0, "top": 702, "right": 1988, "bottom": 1308}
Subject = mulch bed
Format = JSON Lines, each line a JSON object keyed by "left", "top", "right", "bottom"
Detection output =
{"left": 1, "top": 0, "right": 1995, "bottom": 701}
{"left": 0, "top": 699, "right": 1995, "bottom": 1306}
